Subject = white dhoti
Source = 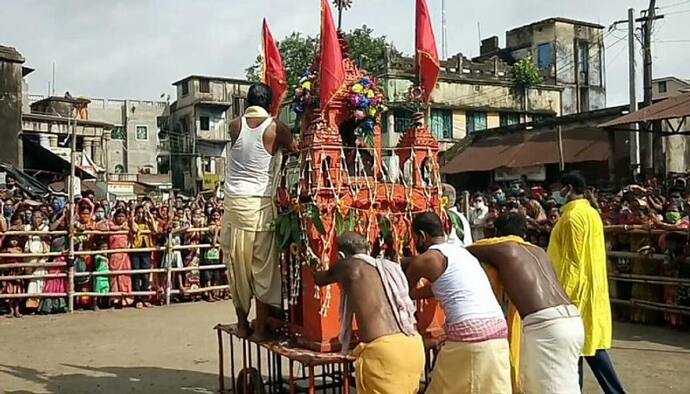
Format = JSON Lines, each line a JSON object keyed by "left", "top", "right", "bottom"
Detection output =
{"left": 220, "top": 196, "right": 281, "bottom": 315}
{"left": 521, "top": 304, "right": 584, "bottom": 394}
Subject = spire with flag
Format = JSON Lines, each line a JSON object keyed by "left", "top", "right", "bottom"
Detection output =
{"left": 261, "top": 19, "right": 287, "bottom": 117}
{"left": 415, "top": 0, "right": 440, "bottom": 103}
{"left": 319, "top": 0, "right": 346, "bottom": 110}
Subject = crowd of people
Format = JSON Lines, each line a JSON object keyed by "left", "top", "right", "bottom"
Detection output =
{"left": 0, "top": 174, "right": 229, "bottom": 318}
{"left": 455, "top": 172, "right": 690, "bottom": 248}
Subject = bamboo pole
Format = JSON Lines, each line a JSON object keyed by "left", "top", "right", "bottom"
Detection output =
{"left": 165, "top": 231, "right": 173, "bottom": 306}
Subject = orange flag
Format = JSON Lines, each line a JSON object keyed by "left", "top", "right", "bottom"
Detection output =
{"left": 415, "top": 0, "right": 440, "bottom": 103}
{"left": 319, "top": 0, "right": 346, "bottom": 110}
{"left": 261, "top": 19, "right": 287, "bottom": 117}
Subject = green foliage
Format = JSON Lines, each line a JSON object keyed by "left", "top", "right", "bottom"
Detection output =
{"left": 246, "top": 32, "right": 318, "bottom": 89}
{"left": 245, "top": 25, "right": 400, "bottom": 93}
{"left": 275, "top": 211, "right": 303, "bottom": 249}
{"left": 512, "top": 56, "right": 543, "bottom": 89}
{"left": 335, "top": 210, "right": 356, "bottom": 235}
{"left": 305, "top": 205, "right": 326, "bottom": 235}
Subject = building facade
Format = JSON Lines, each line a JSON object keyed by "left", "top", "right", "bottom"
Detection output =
{"left": 653, "top": 77, "right": 690, "bottom": 174}
{"left": 380, "top": 51, "right": 562, "bottom": 151}
{"left": 168, "top": 75, "right": 252, "bottom": 192}
{"left": 478, "top": 17, "right": 606, "bottom": 115}
{"left": 0, "top": 45, "right": 30, "bottom": 167}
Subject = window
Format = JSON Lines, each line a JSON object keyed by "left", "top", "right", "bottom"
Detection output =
{"left": 181, "top": 81, "right": 189, "bottom": 96}
{"left": 203, "top": 157, "right": 212, "bottom": 173}
{"left": 577, "top": 41, "right": 589, "bottom": 82}
{"left": 200, "top": 116, "right": 210, "bottom": 131}
{"left": 659, "top": 81, "right": 668, "bottom": 94}
{"left": 466, "top": 111, "right": 487, "bottom": 134}
{"left": 500, "top": 113, "right": 521, "bottom": 127}
{"left": 199, "top": 79, "right": 210, "bottom": 93}
{"left": 111, "top": 126, "right": 126, "bottom": 140}
{"left": 430, "top": 109, "right": 453, "bottom": 140}
{"left": 113, "top": 164, "right": 125, "bottom": 174}
{"left": 135, "top": 125, "right": 148, "bottom": 141}
{"left": 536, "top": 43, "right": 553, "bottom": 70}
{"left": 393, "top": 110, "right": 414, "bottom": 133}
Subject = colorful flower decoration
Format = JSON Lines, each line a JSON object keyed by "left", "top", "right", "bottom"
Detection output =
{"left": 345, "top": 77, "right": 387, "bottom": 146}
{"left": 292, "top": 71, "right": 319, "bottom": 115}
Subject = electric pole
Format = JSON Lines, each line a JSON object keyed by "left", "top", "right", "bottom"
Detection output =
{"left": 622, "top": 8, "right": 640, "bottom": 177}
{"left": 641, "top": 0, "right": 664, "bottom": 174}
{"left": 613, "top": 2, "right": 664, "bottom": 178}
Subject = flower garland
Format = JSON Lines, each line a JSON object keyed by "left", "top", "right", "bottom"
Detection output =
{"left": 292, "top": 71, "right": 318, "bottom": 115}
{"left": 346, "top": 77, "right": 386, "bottom": 146}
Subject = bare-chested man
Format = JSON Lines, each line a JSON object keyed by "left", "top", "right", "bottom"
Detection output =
{"left": 467, "top": 212, "right": 584, "bottom": 394}
{"left": 311, "top": 232, "right": 424, "bottom": 394}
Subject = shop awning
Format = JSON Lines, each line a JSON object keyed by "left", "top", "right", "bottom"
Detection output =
{"left": 22, "top": 137, "right": 96, "bottom": 179}
{"left": 600, "top": 92, "right": 690, "bottom": 128}
{"left": 442, "top": 127, "right": 609, "bottom": 174}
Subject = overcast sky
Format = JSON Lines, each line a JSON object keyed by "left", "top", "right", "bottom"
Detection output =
{"left": 2, "top": 0, "right": 688, "bottom": 105}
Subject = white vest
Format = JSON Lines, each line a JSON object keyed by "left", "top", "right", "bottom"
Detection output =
{"left": 225, "top": 117, "right": 278, "bottom": 198}
{"left": 430, "top": 242, "right": 504, "bottom": 324}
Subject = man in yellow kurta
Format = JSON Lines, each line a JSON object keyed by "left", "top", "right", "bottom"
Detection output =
{"left": 548, "top": 171, "right": 627, "bottom": 393}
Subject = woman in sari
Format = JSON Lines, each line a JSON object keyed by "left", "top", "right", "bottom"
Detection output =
{"left": 39, "top": 237, "right": 68, "bottom": 314}
{"left": 1, "top": 234, "right": 25, "bottom": 317}
{"left": 25, "top": 210, "right": 49, "bottom": 313}
{"left": 74, "top": 203, "right": 95, "bottom": 308}
{"left": 107, "top": 209, "right": 133, "bottom": 307}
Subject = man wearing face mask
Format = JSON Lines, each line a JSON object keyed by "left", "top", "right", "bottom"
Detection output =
{"left": 469, "top": 193, "right": 489, "bottom": 241}
{"left": 548, "top": 171, "right": 626, "bottom": 394}
{"left": 406, "top": 212, "right": 511, "bottom": 394}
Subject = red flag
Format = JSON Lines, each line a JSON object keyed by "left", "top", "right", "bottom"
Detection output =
{"left": 319, "top": 0, "right": 346, "bottom": 110}
{"left": 415, "top": 0, "right": 440, "bottom": 102}
{"left": 261, "top": 19, "right": 287, "bottom": 117}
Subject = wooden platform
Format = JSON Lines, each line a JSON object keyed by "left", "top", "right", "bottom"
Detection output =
{"left": 215, "top": 323, "right": 443, "bottom": 393}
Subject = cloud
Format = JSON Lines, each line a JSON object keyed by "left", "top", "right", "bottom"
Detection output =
{"left": 1, "top": 0, "right": 687, "bottom": 106}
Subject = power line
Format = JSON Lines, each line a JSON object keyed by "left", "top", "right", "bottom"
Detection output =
{"left": 664, "top": 8, "right": 690, "bottom": 15}
{"left": 658, "top": 0, "right": 690, "bottom": 9}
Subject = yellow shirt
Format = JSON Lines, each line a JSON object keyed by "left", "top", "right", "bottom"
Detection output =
{"left": 547, "top": 199, "right": 612, "bottom": 356}
{"left": 133, "top": 221, "right": 154, "bottom": 249}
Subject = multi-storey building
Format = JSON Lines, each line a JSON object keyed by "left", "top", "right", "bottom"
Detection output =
{"left": 380, "top": 51, "right": 562, "bottom": 152}
{"left": 478, "top": 17, "right": 607, "bottom": 115}
{"left": 167, "top": 75, "right": 252, "bottom": 192}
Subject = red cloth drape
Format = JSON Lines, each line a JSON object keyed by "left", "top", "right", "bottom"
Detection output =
{"left": 415, "top": 0, "right": 440, "bottom": 103}
{"left": 319, "top": 0, "right": 345, "bottom": 110}
{"left": 262, "top": 19, "right": 288, "bottom": 117}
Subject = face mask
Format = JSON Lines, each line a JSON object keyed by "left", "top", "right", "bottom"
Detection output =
{"left": 666, "top": 212, "right": 682, "bottom": 223}
{"left": 95, "top": 212, "right": 105, "bottom": 221}
{"left": 3, "top": 207, "right": 13, "bottom": 217}
{"left": 496, "top": 194, "right": 506, "bottom": 204}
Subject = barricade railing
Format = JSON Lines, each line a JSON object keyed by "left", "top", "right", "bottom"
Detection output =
{"left": 0, "top": 226, "right": 230, "bottom": 313}
{"left": 604, "top": 226, "right": 690, "bottom": 326}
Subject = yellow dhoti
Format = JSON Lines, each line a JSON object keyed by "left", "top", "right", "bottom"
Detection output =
{"left": 352, "top": 333, "right": 424, "bottom": 394}
{"left": 426, "top": 338, "right": 512, "bottom": 394}
{"left": 221, "top": 196, "right": 281, "bottom": 314}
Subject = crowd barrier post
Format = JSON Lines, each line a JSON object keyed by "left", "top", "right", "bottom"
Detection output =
{"left": 67, "top": 204, "right": 76, "bottom": 313}
{"left": 165, "top": 231, "right": 173, "bottom": 306}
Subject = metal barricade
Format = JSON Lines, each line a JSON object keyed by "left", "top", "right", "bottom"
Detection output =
{"left": 0, "top": 227, "right": 230, "bottom": 313}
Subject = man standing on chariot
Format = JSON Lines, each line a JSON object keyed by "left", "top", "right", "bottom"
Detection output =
{"left": 220, "top": 83, "right": 297, "bottom": 341}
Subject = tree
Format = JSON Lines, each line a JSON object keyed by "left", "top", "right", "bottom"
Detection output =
{"left": 246, "top": 32, "right": 318, "bottom": 90}
{"left": 245, "top": 25, "right": 399, "bottom": 93}
{"left": 512, "top": 56, "right": 543, "bottom": 89}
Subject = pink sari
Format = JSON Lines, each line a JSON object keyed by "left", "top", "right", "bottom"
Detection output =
{"left": 108, "top": 227, "right": 134, "bottom": 305}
